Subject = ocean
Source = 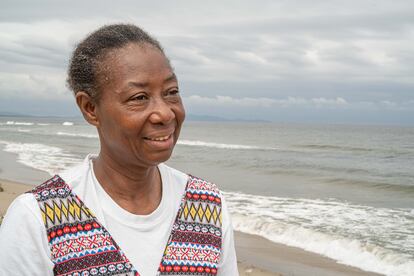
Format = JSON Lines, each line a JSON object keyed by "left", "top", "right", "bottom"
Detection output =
{"left": 0, "top": 116, "right": 413, "bottom": 275}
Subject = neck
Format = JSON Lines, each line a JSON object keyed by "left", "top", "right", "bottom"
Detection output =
{"left": 93, "top": 151, "right": 162, "bottom": 215}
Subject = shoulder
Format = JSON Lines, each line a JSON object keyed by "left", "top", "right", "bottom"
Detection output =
{"left": 0, "top": 190, "right": 54, "bottom": 274}
{"left": 2, "top": 192, "right": 41, "bottom": 222}
{"left": 186, "top": 174, "right": 221, "bottom": 196}
{"left": 0, "top": 192, "right": 46, "bottom": 245}
{"left": 4, "top": 174, "right": 71, "bottom": 226}
{"left": 27, "top": 175, "right": 71, "bottom": 201}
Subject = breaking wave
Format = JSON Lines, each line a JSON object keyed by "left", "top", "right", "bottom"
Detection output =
{"left": 0, "top": 141, "right": 82, "bottom": 175}
{"left": 177, "top": 140, "right": 277, "bottom": 150}
{"left": 224, "top": 191, "right": 414, "bottom": 276}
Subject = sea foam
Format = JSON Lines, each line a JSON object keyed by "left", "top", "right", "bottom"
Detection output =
{"left": 0, "top": 141, "right": 82, "bottom": 175}
{"left": 177, "top": 140, "right": 277, "bottom": 150}
{"left": 224, "top": 191, "right": 414, "bottom": 276}
{"left": 17, "top": 128, "right": 31, "bottom": 133}
{"left": 56, "top": 131, "right": 98, "bottom": 139}
{"left": 5, "top": 121, "right": 34, "bottom": 126}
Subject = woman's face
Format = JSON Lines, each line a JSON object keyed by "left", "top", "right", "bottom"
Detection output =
{"left": 94, "top": 43, "right": 185, "bottom": 168}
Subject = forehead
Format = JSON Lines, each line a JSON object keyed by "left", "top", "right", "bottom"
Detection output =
{"left": 98, "top": 43, "right": 173, "bottom": 86}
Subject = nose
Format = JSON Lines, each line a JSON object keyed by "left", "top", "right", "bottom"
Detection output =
{"left": 148, "top": 98, "right": 175, "bottom": 125}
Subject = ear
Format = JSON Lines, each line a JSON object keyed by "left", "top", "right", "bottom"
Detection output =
{"left": 76, "top": 92, "right": 100, "bottom": 127}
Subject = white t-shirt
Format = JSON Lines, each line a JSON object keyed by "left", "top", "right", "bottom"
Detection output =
{"left": 0, "top": 155, "right": 238, "bottom": 276}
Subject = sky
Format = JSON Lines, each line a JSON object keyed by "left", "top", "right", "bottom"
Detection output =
{"left": 0, "top": 0, "right": 413, "bottom": 125}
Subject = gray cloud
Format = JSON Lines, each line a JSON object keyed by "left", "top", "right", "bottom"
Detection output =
{"left": 0, "top": 1, "right": 413, "bottom": 124}
{"left": 183, "top": 95, "right": 414, "bottom": 112}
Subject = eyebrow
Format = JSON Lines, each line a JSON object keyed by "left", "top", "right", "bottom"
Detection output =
{"left": 164, "top": 73, "right": 178, "bottom": 83}
{"left": 127, "top": 73, "right": 177, "bottom": 88}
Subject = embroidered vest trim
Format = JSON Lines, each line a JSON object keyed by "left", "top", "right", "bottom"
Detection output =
{"left": 29, "top": 174, "right": 222, "bottom": 276}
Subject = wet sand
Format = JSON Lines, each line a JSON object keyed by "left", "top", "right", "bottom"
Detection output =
{"left": 235, "top": 231, "right": 382, "bottom": 276}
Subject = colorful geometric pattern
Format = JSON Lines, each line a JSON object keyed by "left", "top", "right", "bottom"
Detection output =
{"left": 29, "top": 175, "right": 139, "bottom": 276}
{"left": 158, "top": 175, "right": 222, "bottom": 275}
{"left": 29, "top": 174, "right": 223, "bottom": 276}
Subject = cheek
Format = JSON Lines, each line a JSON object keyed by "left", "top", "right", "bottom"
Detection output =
{"left": 173, "top": 105, "right": 185, "bottom": 142}
{"left": 120, "top": 117, "right": 146, "bottom": 137}
{"left": 98, "top": 110, "right": 140, "bottom": 141}
{"left": 175, "top": 103, "right": 186, "bottom": 123}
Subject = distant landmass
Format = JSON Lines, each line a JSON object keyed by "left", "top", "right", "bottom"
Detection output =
{"left": 0, "top": 111, "right": 29, "bottom": 117}
{"left": 186, "top": 114, "right": 269, "bottom": 122}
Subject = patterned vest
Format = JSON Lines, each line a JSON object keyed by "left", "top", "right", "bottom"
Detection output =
{"left": 29, "top": 174, "right": 222, "bottom": 276}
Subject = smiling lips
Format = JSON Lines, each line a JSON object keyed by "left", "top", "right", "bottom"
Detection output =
{"left": 144, "top": 134, "right": 172, "bottom": 141}
{"left": 143, "top": 133, "right": 174, "bottom": 150}
{"left": 142, "top": 128, "right": 176, "bottom": 151}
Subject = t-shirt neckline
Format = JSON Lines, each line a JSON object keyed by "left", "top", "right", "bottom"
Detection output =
{"left": 90, "top": 158, "right": 170, "bottom": 229}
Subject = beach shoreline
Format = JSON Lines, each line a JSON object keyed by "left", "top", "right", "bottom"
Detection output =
{"left": 0, "top": 177, "right": 382, "bottom": 276}
{"left": 0, "top": 146, "right": 50, "bottom": 185}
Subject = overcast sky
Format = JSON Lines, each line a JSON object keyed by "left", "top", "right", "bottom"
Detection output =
{"left": 1, "top": 0, "right": 413, "bottom": 124}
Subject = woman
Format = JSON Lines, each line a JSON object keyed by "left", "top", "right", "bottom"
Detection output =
{"left": 0, "top": 24, "right": 238, "bottom": 276}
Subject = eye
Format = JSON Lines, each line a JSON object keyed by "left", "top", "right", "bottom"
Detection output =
{"left": 166, "top": 89, "right": 180, "bottom": 97}
{"left": 130, "top": 93, "right": 148, "bottom": 101}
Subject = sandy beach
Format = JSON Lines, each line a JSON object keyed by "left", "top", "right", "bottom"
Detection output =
{"left": 0, "top": 178, "right": 383, "bottom": 276}
{"left": 235, "top": 231, "right": 382, "bottom": 276}
{"left": 0, "top": 178, "right": 31, "bottom": 221}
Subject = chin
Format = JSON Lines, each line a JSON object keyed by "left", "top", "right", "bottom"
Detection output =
{"left": 146, "top": 150, "right": 174, "bottom": 166}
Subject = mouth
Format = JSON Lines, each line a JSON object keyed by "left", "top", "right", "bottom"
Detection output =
{"left": 143, "top": 133, "right": 175, "bottom": 151}
{"left": 143, "top": 134, "right": 172, "bottom": 141}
